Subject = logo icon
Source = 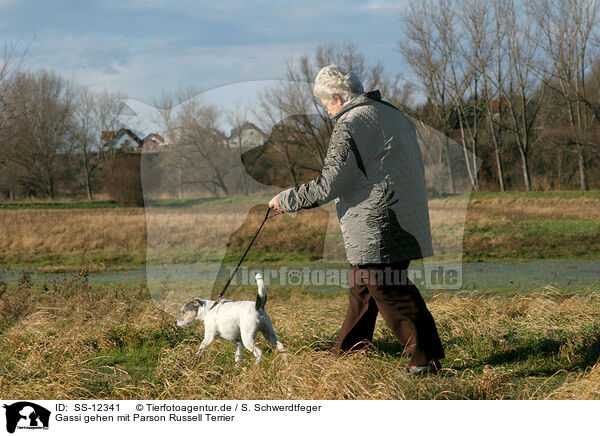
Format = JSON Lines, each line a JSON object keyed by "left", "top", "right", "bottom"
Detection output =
{"left": 2, "top": 402, "right": 50, "bottom": 434}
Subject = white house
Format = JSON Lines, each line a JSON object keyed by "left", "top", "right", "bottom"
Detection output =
{"left": 141, "top": 133, "right": 166, "bottom": 150}
{"left": 101, "top": 128, "right": 142, "bottom": 151}
{"left": 228, "top": 122, "right": 267, "bottom": 149}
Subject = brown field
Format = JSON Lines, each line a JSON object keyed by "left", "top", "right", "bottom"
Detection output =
{"left": 2, "top": 194, "right": 598, "bottom": 267}
{"left": 465, "top": 196, "right": 600, "bottom": 223}
{"left": 0, "top": 208, "right": 146, "bottom": 263}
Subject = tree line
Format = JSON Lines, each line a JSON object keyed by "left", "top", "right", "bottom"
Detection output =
{"left": 0, "top": 43, "right": 124, "bottom": 201}
{"left": 398, "top": 0, "right": 600, "bottom": 191}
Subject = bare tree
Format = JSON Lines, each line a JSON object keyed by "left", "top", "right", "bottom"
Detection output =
{"left": 398, "top": 0, "right": 458, "bottom": 193}
{"left": 226, "top": 107, "right": 252, "bottom": 195}
{"left": 169, "top": 97, "right": 231, "bottom": 197}
{"left": 72, "top": 88, "right": 124, "bottom": 200}
{"left": 401, "top": 0, "right": 515, "bottom": 192}
{"left": 498, "top": 0, "right": 546, "bottom": 191}
{"left": 150, "top": 89, "right": 184, "bottom": 198}
{"left": 7, "top": 70, "right": 75, "bottom": 199}
{"left": 96, "top": 89, "right": 126, "bottom": 162}
{"left": 457, "top": 0, "right": 497, "bottom": 191}
{"left": 72, "top": 88, "right": 96, "bottom": 200}
{"left": 477, "top": 0, "right": 511, "bottom": 191}
{"left": 0, "top": 41, "right": 28, "bottom": 149}
{"left": 0, "top": 41, "right": 28, "bottom": 199}
{"left": 439, "top": 0, "right": 489, "bottom": 191}
{"left": 151, "top": 86, "right": 230, "bottom": 199}
{"left": 257, "top": 56, "right": 330, "bottom": 169}
{"left": 530, "top": 0, "right": 600, "bottom": 190}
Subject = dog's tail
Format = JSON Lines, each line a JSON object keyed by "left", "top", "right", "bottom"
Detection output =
{"left": 255, "top": 272, "right": 267, "bottom": 311}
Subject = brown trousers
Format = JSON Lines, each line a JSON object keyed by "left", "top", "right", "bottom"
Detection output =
{"left": 332, "top": 261, "right": 445, "bottom": 366}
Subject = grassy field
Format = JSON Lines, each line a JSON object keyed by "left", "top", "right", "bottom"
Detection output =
{"left": 0, "top": 191, "right": 599, "bottom": 267}
{"left": 463, "top": 192, "right": 600, "bottom": 261}
{"left": 1, "top": 191, "right": 599, "bottom": 400}
{"left": 0, "top": 276, "right": 599, "bottom": 400}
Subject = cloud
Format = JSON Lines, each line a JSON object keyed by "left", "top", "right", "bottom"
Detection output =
{"left": 3, "top": 1, "right": 410, "bottom": 101}
{"left": 80, "top": 40, "right": 132, "bottom": 74}
{"left": 0, "top": 0, "right": 16, "bottom": 10}
{"left": 359, "top": 0, "right": 407, "bottom": 14}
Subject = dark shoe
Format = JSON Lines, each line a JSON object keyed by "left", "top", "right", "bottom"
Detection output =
{"left": 407, "top": 360, "right": 441, "bottom": 376}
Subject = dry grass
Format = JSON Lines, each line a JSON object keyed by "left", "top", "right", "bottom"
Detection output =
{"left": 1, "top": 193, "right": 598, "bottom": 399}
{"left": 0, "top": 208, "right": 146, "bottom": 265}
{"left": 5, "top": 194, "right": 598, "bottom": 266}
{"left": 0, "top": 204, "right": 460, "bottom": 266}
{"left": 465, "top": 197, "right": 600, "bottom": 223}
{"left": 1, "top": 277, "right": 599, "bottom": 400}
{"left": 548, "top": 363, "right": 600, "bottom": 399}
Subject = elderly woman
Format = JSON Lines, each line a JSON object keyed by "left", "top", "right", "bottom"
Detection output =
{"left": 269, "top": 65, "right": 444, "bottom": 375}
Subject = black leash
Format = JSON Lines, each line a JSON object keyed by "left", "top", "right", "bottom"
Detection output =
{"left": 210, "top": 207, "right": 282, "bottom": 309}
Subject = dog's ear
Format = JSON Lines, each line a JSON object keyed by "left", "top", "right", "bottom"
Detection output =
{"left": 193, "top": 298, "right": 204, "bottom": 307}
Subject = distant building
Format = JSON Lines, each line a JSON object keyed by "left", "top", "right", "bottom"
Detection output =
{"left": 228, "top": 122, "right": 267, "bottom": 149}
{"left": 102, "top": 124, "right": 253, "bottom": 154}
{"left": 101, "top": 128, "right": 142, "bottom": 151}
{"left": 491, "top": 97, "right": 507, "bottom": 114}
{"left": 491, "top": 96, "right": 528, "bottom": 115}
{"left": 141, "top": 133, "right": 166, "bottom": 150}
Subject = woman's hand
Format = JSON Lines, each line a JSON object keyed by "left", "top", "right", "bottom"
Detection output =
{"left": 269, "top": 194, "right": 283, "bottom": 213}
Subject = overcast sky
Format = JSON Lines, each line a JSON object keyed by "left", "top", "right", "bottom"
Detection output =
{"left": 1, "top": 0, "right": 412, "bottom": 107}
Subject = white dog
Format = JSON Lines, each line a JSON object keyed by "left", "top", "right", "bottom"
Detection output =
{"left": 176, "top": 273, "right": 286, "bottom": 364}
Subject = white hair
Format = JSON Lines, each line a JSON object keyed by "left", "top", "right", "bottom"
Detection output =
{"left": 313, "top": 64, "right": 364, "bottom": 103}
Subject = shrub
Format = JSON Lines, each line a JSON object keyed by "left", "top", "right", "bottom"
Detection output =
{"left": 102, "top": 154, "right": 144, "bottom": 206}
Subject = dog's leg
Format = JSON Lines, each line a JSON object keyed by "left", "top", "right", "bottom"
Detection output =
{"left": 194, "top": 337, "right": 213, "bottom": 358}
{"left": 241, "top": 332, "right": 262, "bottom": 364}
{"left": 275, "top": 341, "right": 287, "bottom": 363}
{"left": 235, "top": 341, "right": 243, "bottom": 365}
{"left": 273, "top": 339, "right": 288, "bottom": 364}
{"left": 261, "top": 319, "right": 288, "bottom": 363}
{"left": 195, "top": 328, "right": 216, "bottom": 359}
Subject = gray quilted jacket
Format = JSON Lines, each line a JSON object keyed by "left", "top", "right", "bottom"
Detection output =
{"left": 278, "top": 90, "right": 433, "bottom": 265}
